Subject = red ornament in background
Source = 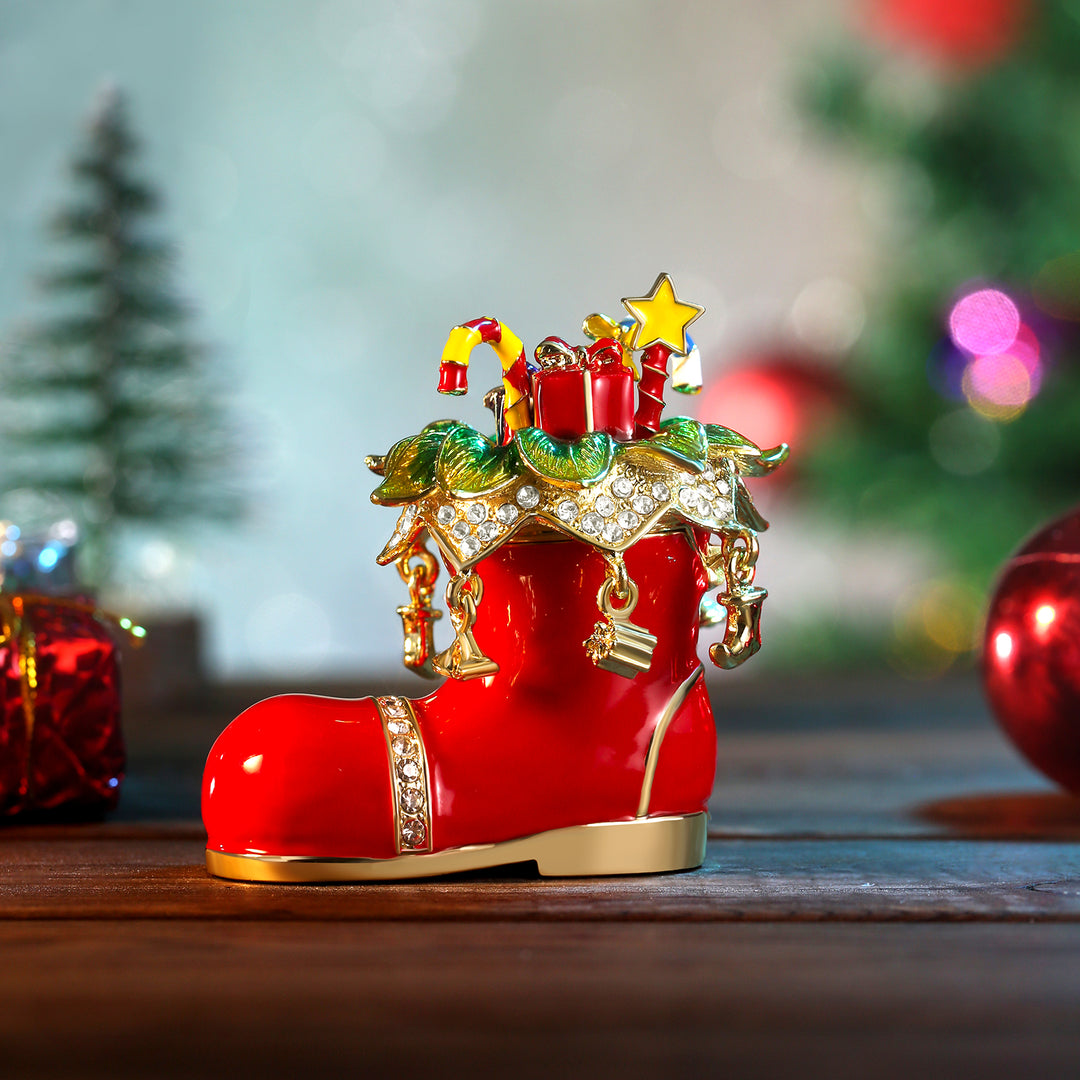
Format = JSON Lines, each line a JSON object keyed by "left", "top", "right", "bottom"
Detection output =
{"left": 984, "top": 507, "right": 1080, "bottom": 794}
{"left": 0, "top": 598, "right": 125, "bottom": 817}
{"left": 696, "top": 354, "right": 845, "bottom": 471}
{"left": 865, "top": 0, "right": 1030, "bottom": 68}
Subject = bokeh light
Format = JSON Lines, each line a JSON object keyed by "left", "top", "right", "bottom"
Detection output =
{"left": 962, "top": 351, "right": 1032, "bottom": 420}
{"left": 928, "top": 408, "right": 1000, "bottom": 475}
{"left": 943, "top": 288, "right": 1045, "bottom": 422}
{"left": 1033, "top": 251, "right": 1080, "bottom": 321}
{"left": 697, "top": 359, "right": 842, "bottom": 454}
{"left": 1006, "top": 323, "right": 1042, "bottom": 393}
{"left": 927, "top": 339, "right": 969, "bottom": 401}
{"left": 949, "top": 288, "right": 1020, "bottom": 355}
{"left": 890, "top": 577, "right": 984, "bottom": 677}
{"left": 698, "top": 367, "right": 800, "bottom": 450}
{"left": 790, "top": 277, "right": 866, "bottom": 355}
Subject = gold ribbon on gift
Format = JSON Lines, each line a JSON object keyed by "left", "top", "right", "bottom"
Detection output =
{"left": 0, "top": 593, "right": 146, "bottom": 794}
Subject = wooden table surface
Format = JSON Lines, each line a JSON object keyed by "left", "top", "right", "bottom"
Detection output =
{"left": 3, "top": 674, "right": 1080, "bottom": 1079}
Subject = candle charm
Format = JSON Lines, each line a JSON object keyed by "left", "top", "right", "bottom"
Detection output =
{"left": 204, "top": 275, "right": 789, "bottom": 883}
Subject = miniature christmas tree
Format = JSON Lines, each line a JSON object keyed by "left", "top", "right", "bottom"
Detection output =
{"left": 0, "top": 87, "right": 241, "bottom": 590}
{"left": 795, "top": 0, "right": 1080, "bottom": 665}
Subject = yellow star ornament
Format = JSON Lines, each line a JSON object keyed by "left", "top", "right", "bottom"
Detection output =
{"left": 621, "top": 273, "right": 704, "bottom": 356}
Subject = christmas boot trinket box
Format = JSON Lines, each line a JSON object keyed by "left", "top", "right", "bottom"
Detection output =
{"left": 203, "top": 274, "right": 788, "bottom": 881}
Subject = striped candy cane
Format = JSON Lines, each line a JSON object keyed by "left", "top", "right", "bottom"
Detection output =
{"left": 437, "top": 317, "right": 533, "bottom": 444}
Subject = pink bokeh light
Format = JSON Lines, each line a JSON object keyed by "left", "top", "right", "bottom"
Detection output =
{"left": 1008, "top": 323, "right": 1043, "bottom": 394}
{"left": 963, "top": 352, "right": 1032, "bottom": 418}
{"left": 949, "top": 288, "right": 1021, "bottom": 356}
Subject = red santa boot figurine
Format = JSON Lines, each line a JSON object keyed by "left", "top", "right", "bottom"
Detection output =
{"left": 203, "top": 274, "right": 787, "bottom": 881}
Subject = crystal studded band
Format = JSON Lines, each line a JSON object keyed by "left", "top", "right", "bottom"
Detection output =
{"left": 376, "top": 696, "right": 432, "bottom": 854}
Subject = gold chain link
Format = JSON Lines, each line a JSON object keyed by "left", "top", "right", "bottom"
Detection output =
{"left": 395, "top": 536, "right": 442, "bottom": 677}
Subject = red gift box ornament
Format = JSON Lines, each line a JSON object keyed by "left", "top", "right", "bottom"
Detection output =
{"left": 203, "top": 273, "right": 789, "bottom": 882}
{"left": 531, "top": 336, "right": 636, "bottom": 441}
{"left": 0, "top": 591, "right": 145, "bottom": 818}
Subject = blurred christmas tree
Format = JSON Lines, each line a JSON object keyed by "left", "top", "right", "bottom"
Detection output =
{"left": 796, "top": 0, "right": 1080, "bottom": 668}
{"left": 0, "top": 87, "right": 242, "bottom": 590}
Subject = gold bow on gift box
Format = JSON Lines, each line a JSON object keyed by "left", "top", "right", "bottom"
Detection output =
{"left": 0, "top": 592, "right": 146, "bottom": 766}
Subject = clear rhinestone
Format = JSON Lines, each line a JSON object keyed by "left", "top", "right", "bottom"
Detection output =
{"left": 386, "top": 719, "right": 411, "bottom": 735}
{"left": 391, "top": 735, "right": 413, "bottom": 756}
{"left": 465, "top": 503, "right": 487, "bottom": 524}
{"left": 552, "top": 499, "right": 575, "bottom": 523}
{"left": 516, "top": 485, "right": 540, "bottom": 509}
{"left": 399, "top": 505, "right": 417, "bottom": 528}
{"left": 651, "top": 481, "right": 670, "bottom": 502}
{"left": 697, "top": 485, "right": 713, "bottom": 502}
{"left": 612, "top": 476, "right": 634, "bottom": 498}
{"left": 495, "top": 502, "right": 519, "bottom": 525}
{"left": 436, "top": 505, "right": 455, "bottom": 526}
{"left": 679, "top": 485, "right": 700, "bottom": 509}
{"left": 400, "top": 787, "right": 425, "bottom": 814}
{"left": 594, "top": 494, "right": 615, "bottom": 518}
{"left": 476, "top": 521, "right": 500, "bottom": 543}
{"left": 580, "top": 512, "right": 604, "bottom": 535}
{"left": 460, "top": 536, "right": 481, "bottom": 559}
{"left": 400, "top": 818, "right": 427, "bottom": 847}
{"left": 631, "top": 494, "right": 655, "bottom": 515}
{"left": 601, "top": 522, "right": 624, "bottom": 544}
{"left": 715, "top": 479, "right": 730, "bottom": 495}
{"left": 451, "top": 520, "right": 470, "bottom": 540}
{"left": 397, "top": 759, "right": 421, "bottom": 783}
{"left": 382, "top": 699, "right": 407, "bottom": 717}
{"left": 616, "top": 510, "right": 640, "bottom": 531}
{"left": 698, "top": 501, "right": 713, "bottom": 518}
{"left": 702, "top": 470, "right": 715, "bottom": 482}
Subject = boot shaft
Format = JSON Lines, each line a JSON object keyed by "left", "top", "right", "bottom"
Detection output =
{"left": 442, "top": 527, "right": 710, "bottom": 696}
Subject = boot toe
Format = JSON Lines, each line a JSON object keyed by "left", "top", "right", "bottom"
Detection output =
{"left": 202, "top": 694, "right": 398, "bottom": 860}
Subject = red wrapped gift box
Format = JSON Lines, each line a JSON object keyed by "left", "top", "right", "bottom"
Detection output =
{"left": 0, "top": 595, "right": 124, "bottom": 818}
{"left": 531, "top": 337, "right": 635, "bottom": 441}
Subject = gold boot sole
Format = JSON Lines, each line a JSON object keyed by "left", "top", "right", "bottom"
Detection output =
{"left": 205, "top": 812, "right": 707, "bottom": 882}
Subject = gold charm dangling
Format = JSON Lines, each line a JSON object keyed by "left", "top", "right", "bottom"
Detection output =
{"left": 704, "top": 532, "right": 768, "bottom": 670}
{"left": 584, "top": 556, "right": 657, "bottom": 679}
{"left": 432, "top": 570, "right": 499, "bottom": 681}
{"left": 395, "top": 537, "right": 442, "bottom": 679}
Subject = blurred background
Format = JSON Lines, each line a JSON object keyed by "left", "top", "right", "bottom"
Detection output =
{"left": 0, "top": 0, "right": 1076, "bottom": 685}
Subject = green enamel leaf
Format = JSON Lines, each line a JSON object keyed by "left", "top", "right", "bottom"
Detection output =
{"left": 516, "top": 428, "right": 614, "bottom": 487}
{"left": 705, "top": 424, "right": 762, "bottom": 455}
{"left": 740, "top": 442, "right": 790, "bottom": 478}
{"left": 705, "top": 424, "right": 789, "bottom": 476}
{"left": 436, "top": 425, "right": 519, "bottom": 495}
{"left": 371, "top": 421, "right": 459, "bottom": 503}
{"left": 649, "top": 417, "right": 708, "bottom": 470}
{"left": 734, "top": 480, "right": 769, "bottom": 532}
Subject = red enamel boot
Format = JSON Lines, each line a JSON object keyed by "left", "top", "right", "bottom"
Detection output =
{"left": 203, "top": 275, "right": 787, "bottom": 881}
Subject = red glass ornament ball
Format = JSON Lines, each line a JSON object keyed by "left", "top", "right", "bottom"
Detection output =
{"left": 984, "top": 507, "right": 1080, "bottom": 793}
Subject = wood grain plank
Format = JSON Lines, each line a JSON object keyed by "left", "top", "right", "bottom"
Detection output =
{"left": 2, "top": 921, "right": 1079, "bottom": 1079}
{"left": 708, "top": 726, "right": 1080, "bottom": 839}
{"left": 3, "top": 832, "right": 1080, "bottom": 922}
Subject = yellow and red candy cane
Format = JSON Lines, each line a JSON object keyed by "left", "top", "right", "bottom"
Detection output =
{"left": 437, "top": 317, "right": 533, "bottom": 444}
